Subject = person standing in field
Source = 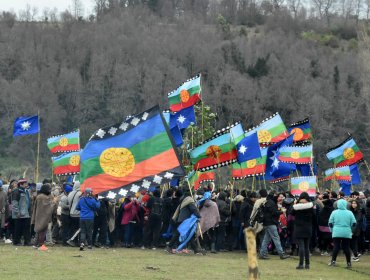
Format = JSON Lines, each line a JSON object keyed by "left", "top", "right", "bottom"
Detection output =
{"left": 328, "top": 199, "right": 356, "bottom": 268}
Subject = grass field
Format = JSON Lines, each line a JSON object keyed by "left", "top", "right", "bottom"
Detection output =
{"left": 1, "top": 244, "right": 370, "bottom": 280}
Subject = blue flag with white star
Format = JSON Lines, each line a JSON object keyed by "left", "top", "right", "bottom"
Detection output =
{"left": 169, "top": 106, "right": 196, "bottom": 130}
{"left": 163, "top": 111, "right": 183, "bottom": 147}
{"left": 236, "top": 132, "right": 261, "bottom": 163}
{"left": 265, "top": 134, "right": 296, "bottom": 180}
{"left": 13, "top": 115, "right": 39, "bottom": 137}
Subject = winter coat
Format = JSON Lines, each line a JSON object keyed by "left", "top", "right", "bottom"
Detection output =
{"left": 262, "top": 198, "right": 281, "bottom": 226}
{"left": 172, "top": 196, "right": 200, "bottom": 224}
{"left": 67, "top": 182, "right": 81, "bottom": 218}
{"left": 162, "top": 197, "right": 172, "bottom": 224}
{"left": 108, "top": 200, "right": 116, "bottom": 233}
{"left": 76, "top": 196, "right": 100, "bottom": 220}
{"left": 31, "top": 193, "right": 56, "bottom": 232}
{"left": 292, "top": 202, "right": 315, "bottom": 239}
{"left": 365, "top": 199, "right": 370, "bottom": 241}
{"left": 121, "top": 201, "right": 140, "bottom": 225}
{"left": 0, "top": 189, "right": 7, "bottom": 227}
{"left": 198, "top": 199, "right": 220, "bottom": 235}
{"left": 240, "top": 199, "right": 254, "bottom": 228}
{"left": 216, "top": 193, "right": 231, "bottom": 225}
{"left": 11, "top": 187, "right": 31, "bottom": 219}
{"left": 350, "top": 207, "right": 363, "bottom": 237}
{"left": 231, "top": 201, "right": 242, "bottom": 227}
{"left": 318, "top": 200, "right": 334, "bottom": 238}
{"left": 329, "top": 199, "right": 356, "bottom": 239}
{"left": 59, "top": 193, "right": 70, "bottom": 216}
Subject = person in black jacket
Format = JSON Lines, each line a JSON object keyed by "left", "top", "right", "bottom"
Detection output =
{"left": 259, "top": 192, "right": 290, "bottom": 260}
{"left": 145, "top": 189, "right": 163, "bottom": 249}
{"left": 92, "top": 197, "right": 109, "bottom": 248}
{"left": 216, "top": 191, "right": 231, "bottom": 252}
{"left": 291, "top": 192, "right": 315, "bottom": 269}
{"left": 350, "top": 199, "right": 363, "bottom": 261}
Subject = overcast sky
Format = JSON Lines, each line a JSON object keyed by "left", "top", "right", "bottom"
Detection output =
{"left": 0, "top": 0, "right": 95, "bottom": 17}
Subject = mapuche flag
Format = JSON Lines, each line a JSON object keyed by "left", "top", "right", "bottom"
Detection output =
{"left": 187, "top": 170, "right": 215, "bottom": 190}
{"left": 288, "top": 118, "right": 312, "bottom": 143}
{"left": 324, "top": 166, "right": 351, "bottom": 182}
{"left": 52, "top": 152, "right": 80, "bottom": 175}
{"left": 245, "top": 113, "right": 288, "bottom": 146}
{"left": 326, "top": 135, "right": 363, "bottom": 167}
{"left": 189, "top": 123, "right": 241, "bottom": 171}
{"left": 168, "top": 76, "right": 201, "bottom": 112}
{"left": 232, "top": 147, "right": 268, "bottom": 179}
{"left": 47, "top": 130, "right": 80, "bottom": 153}
{"left": 80, "top": 106, "right": 185, "bottom": 198}
{"left": 278, "top": 145, "right": 313, "bottom": 164}
{"left": 291, "top": 176, "right": 317, "bottom": 196}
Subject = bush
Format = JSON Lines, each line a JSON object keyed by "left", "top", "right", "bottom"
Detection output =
{"left": 331, "top": 25, "right": 357, "bottom": 40}
{"left": 348, "top": 38, "right": 358, "bottom": 51}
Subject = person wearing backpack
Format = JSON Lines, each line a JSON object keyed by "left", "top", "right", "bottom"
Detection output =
{"left": 144, "top": 189, "right": 163, "bottom": 249}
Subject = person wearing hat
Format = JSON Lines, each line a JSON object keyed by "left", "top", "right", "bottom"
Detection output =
{"left": 76, "top": 188, "right": 100, "bottom": 250}
{"left": 11, "top": 178, "right": 32, "bottom": 246}
{"left": 59, "top": 183, "right": 73, "bottom": 246}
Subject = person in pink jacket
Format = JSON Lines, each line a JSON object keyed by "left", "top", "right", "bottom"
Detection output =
{"left": 120, "top": 197, "right": 140, "bottom": 248}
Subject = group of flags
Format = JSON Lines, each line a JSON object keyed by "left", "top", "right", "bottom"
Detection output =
{"left": 11, "top": 74, "right": 366, "bottom": 198}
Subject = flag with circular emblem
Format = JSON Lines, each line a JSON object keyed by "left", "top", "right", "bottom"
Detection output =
{"left": 278, "top": 144, "right": 313, "bottom": 164}
{"left": 52, "top": 151, "right": 80, "bottom": 175}
{"left": 324, "top": 166, "right": 351, "bottom": 182}
{"left": 232, "top": 147, "right": 268, "bottom": 179}
{"left": 168, "top": 75, "right": 201, "bottom": 112}
{"left": 80, "top": 106, "right": 185, "bottom": 199}
{"left": 47, "top": 130, "right": 80, "bottom": 153}
{"left": 187, "top": 170, "right": 215, "bottom": 190}
{"left": 288, "top": 118, "right": 312, "bottom": 143}
{"left": 326, "top": 135, "right": 363, "bottom": 167}
{"left": 290, "top": 176, "right": 317, "bottom": 196}
{"left": 245, "top": 113, "right": 288, "bottom": 145}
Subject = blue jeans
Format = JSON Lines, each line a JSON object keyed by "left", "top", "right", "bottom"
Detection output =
{"left": 259, "top": 225, "right": 284, "bottom": 256}
{"left": 122, "top": 223, "right": 132, "bottom": 245}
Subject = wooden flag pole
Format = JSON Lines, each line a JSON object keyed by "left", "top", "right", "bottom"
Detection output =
{"left": 35, "top": 110, "right": 41, "bottom": 183}
{"left": 185, "top": 177, "right": 204, "bottom": 240}
{"left": 363, "top": 160, "right": 370, "bottom": 173}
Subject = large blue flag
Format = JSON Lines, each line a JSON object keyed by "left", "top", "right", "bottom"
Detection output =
{"left": 169, "top": 106, "right": 196, "bottom": 130}
{"left": 339, "top": 182, "right": 351, "bottom": 196}
{"left": 296, "top": 160, "right": 318, "bottom": 176}
{"left": 350, "top": 164, "right": 361, "bottom": 185}
{"left": 163, "top": 111, "right": 183, "bottom": 147}
{"left": 13, "top": 115, "right": 39, "bottom": 137}
{"left": 265, "top": 134, "right": 296, "bottom": 180}
{"left": 236, "top": 132, "right": 261, "bottom": 163}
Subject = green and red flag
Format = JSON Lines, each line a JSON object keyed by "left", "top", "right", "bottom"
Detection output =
{"left": 326, "top": 135, "right": 363, "bottom": 167}
{"left": 47, "top": 130, "right": 80, "bottom": 153}
{"left": 187, "top": 170, "right": 215, "bottom": 190}
{"left": 291, "top": 176, "right": 317, "bottom": 196}
{"left": 245, "top": 113, "right": 288, "bottom": 146}
{"left": 80, "top": 106, "right": 185, "bottom": 198}
{"left": 52, "top": 152, "right": 80, "bottom": 175}
{"left": 288, "top": 118, "right": 312, "bottom": 143}
{"left": 168, "top": 75, "right": 201, "bottom": 112}
{"left": 278, "top": 145, "right": 313, "bottom": 164}
{"left": 189, "top": 123, "right": 242, "bottom": 171}
{"left": 232, "top": 147, "right": 268, "bottom": 179}
{"left": 324, "top": 166, "right": 351, "bottom": 182}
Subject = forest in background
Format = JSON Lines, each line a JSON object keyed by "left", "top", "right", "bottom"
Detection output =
{"left": 0, "top": 0, "right": 370, "bottom": 184}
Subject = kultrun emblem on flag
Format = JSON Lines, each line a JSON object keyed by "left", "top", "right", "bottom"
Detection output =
{"left": 47, "top": 130, "right": 80, "bottom": 154}
{"left": 291, "top": 176, "right": 317, "bottom": 196}
{"left": 326, "top": 135, "right": 363, "bottom": 167}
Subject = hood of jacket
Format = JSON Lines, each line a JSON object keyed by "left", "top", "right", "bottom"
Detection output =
{"left": 73, "top": 181, "right": 80, "bottom": 191}
{"left": 337, "top": 199, "right": 347, "bottom": 210}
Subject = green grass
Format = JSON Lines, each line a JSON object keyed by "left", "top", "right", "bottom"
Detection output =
{"left": 0, "top": 245, "right": 370, "bottom": 279}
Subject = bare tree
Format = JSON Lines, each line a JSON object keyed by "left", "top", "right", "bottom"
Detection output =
{"left": 71, "top": 0, "right": 84, "bottom": 19}
{"left": 287, "top": 0, "right": 302, "bottom": 18}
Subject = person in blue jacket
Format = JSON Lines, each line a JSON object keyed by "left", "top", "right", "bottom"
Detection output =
{"left": 76, "top": 188, "right": 100, "bottom": 251}
{"left": 328, "top": 199, "right": 356, "bottom": 268}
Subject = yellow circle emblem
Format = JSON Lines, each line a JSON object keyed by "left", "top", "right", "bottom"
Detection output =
{"left": 69, "top": 155, "right": 80, "bottom": 166}
{"left": 257, "top": 130, "right": 272, "bottom": 143}
{"left": 334, "top": 170, "right": 340, "bottom": 178}
{"left": 246, "top": 159, "right": 257, "bottom": 169}
{"left": 206, "top": 145, "right": 222, "bottom": 159}
{"left": 100, "top": 148, "right": 135, "bottom": 177}
{"left": 343, "top": 147, "right": 355, "bottom": 160}
{"left": 180, "top": 90, "right": 190, "bottom": 103}
{"left": 298, "top": 181, "right": 309, "bottom": 192}
{"left": 59, "top": 137, "right": 69, "bottom": 147}
{"left": 290, "top": 128, "right": 304, "bottom": 141}
{"left": 291, "top": 151, "right": 300, "bottom": 159}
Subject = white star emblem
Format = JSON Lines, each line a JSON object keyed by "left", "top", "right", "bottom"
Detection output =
{"left": 108, "top": 127, "right": 117, "bottom": 136}
{"left": 107, "top": 191, "right": 117, "bottom": 199}
{"left": 21, "top": 121, "right": 31, "bottom": 131}
{"left": 269, "top": 150, "right": 277, "bottom": 161}
{"left": 153, "top": 175, "right": 162, "bottom": 184}
{"left": 142, "top": 112, "right": 149, "bottom": 120}
{"left": 177, "top": 115, "right": 186, "bottom": 124}
{"left": 96, "top": 129, "right": 106, "bottom": 138}
{"left": 119, "top": 189, "right": 128, "bottom": 197}
{"left": 272, "top": 158, "right": 280, "bottom": 169}
{"left": 142, "top": 180, "right": 151, "bottom": 189}
{"left": 119, "top": 122, "right": 129, "bottom": 131}
{"left": 238, "top": 145, "right": 247, "bottom": 154}
{"left": 131, "top": 117, "right": 140, "bottom": 126}
{"left": 164, "top": 172, "right": 174, "bottom": 179}
{"left": 130, "top": 184, "right": 140, "bottom": 193}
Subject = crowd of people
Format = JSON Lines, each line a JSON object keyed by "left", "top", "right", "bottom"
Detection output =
{"left": 0, "top": 177, "right": 370, "bottom": 269}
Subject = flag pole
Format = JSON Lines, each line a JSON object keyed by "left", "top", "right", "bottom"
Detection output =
{"left": 35, "top": 110, "right": 40, "bottom": 183}
{"left": 199, "top": 73, "right": 204, "bottom": 143}
{"left": 185, "top": 177, "right": 204, "bottom": 240}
